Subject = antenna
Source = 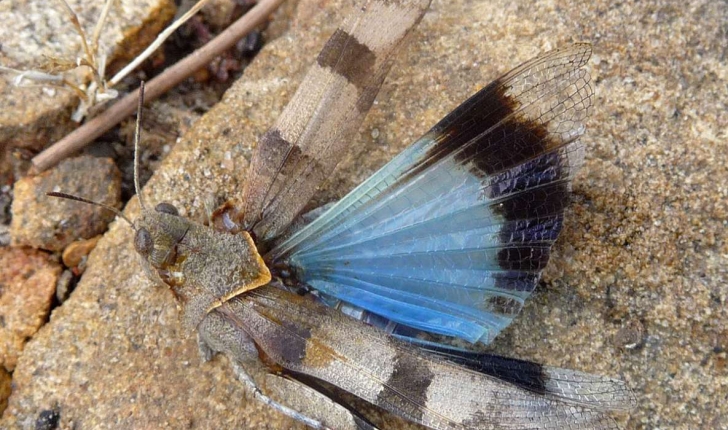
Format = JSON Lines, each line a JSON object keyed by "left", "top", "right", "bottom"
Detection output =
{"left": 134, "top": 81, "right": 147, "bottom": 210}
{"left": 46, "top": 81, "right": 150, "bottom": 230}
{"left": 47, "top": 191, "right": 136, "bottom": 229}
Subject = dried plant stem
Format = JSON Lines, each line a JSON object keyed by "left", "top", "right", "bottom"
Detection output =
{"left": 90, "top": 0, "right": 115, "bottom": 54}
{"left": 77, "top": 0, "right": 216, "bottom": 121}
{"left": 58, "top": 0, "right": 100, "bottom": 90}
{"left": 109, "top": 0, "right": 215, "bottom": 87}
{"left": 31, "top": 0, "right": 286, "bottom": 174}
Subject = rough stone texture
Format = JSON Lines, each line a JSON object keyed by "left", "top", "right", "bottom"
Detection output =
{"left": 0, "top": 368, "right": 10, "bottom": 415}
{"left": 10, "top": 155, "right": 121, "bottom": 252}
{"left": 0, "top": 0, "right": 176, "bottom": 183}
{"left": 0, "top": 247, "right": 61, "bottom": 372}
{"left": 198, "top": 0, "right": 244, "bottom": 30}
{"left": 1, "top": 0, "right": 726, "bottom": 429}
{"left": 61, "top": 236, "right": 101, "bottom": 269}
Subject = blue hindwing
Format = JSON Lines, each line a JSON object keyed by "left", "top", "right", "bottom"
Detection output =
{"left": 269, "top": 44, "right": 593, "bottom": 345}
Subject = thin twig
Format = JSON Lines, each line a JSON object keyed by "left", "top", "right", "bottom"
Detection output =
{"left": 31, "top": 0, "right": 286, "bottom": 174}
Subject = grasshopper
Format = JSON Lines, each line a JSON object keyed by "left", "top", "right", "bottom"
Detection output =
{"left": 51, "top": 0, "right": 635, "bottom": 428}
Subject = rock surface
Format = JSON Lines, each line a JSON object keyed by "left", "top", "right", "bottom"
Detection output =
{"left": 10, "top": 155, "right": 121, "bottom": 252}
{"left": 2, "top": 0, "right": 726, "bottom": 429}
{"left": 61, "top": 236, "right": 101, "bottom": 270}
{"left": 0, "top": 368, "right": 10, "bottom": 416}
{"left": 0, "top": 247, "right": 61, "bottom": 372}
{"left": 0, "top": 0, "right": 176, "bottom": 183}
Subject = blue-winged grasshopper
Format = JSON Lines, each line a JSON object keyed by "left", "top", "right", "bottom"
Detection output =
{"left": 50, "top": 0, "right": 636, "bottom": 428}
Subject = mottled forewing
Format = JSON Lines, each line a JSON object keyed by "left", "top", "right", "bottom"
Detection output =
{"left": 219, "top": 287, "right": 635, "bottom": 430}
{"left": 241, "top": 0, "right": 431, "bottom": 242}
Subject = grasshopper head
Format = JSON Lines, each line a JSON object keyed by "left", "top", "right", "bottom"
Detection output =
{"left": 49, "top": 82, "right": 270, "bottom": 331}
{"left": 133, "top": 202, "right": 190, "bottom": 277}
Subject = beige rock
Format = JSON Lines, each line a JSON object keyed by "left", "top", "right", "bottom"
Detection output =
{"left": 61, "top": 236, "right": 101, "bottom": 270}
{"left": 10, "top": 155, "right": 121, "bottom": 252}
{"left": 0, "top": 247, "right": 61, "bottom": 372}
{"left": 0, "top": 368, "right": 10, "bottom": 416}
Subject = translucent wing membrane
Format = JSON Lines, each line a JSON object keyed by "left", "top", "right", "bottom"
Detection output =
{"left": 419, "top": 345, "right": 636, "bottom": 412}
{"left": 270, "top": 44, "right": 593, "bottom": 345}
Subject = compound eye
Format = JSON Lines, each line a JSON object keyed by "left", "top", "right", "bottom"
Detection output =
{"left": 155, "top": 202, "right": 179, "bottom": 216}
{"left": 134, "top": 228, "right": 153, "bottom": 256}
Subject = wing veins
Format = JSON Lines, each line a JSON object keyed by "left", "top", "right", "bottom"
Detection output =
{"left": 249, "top": 9, "right": 372, "bottom": 226}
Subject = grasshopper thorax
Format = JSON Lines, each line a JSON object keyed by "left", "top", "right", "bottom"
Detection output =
{"left": 132, "top": 201, "right": 271, "bottom": 331}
